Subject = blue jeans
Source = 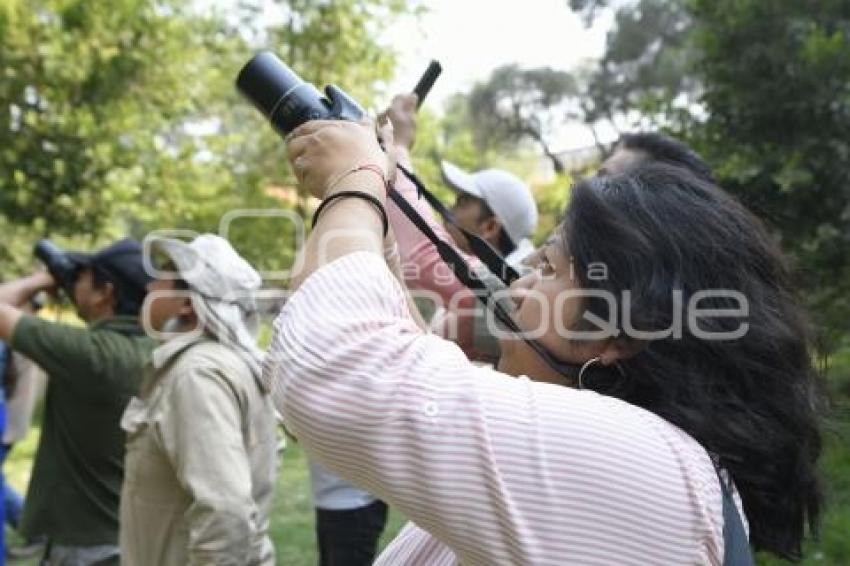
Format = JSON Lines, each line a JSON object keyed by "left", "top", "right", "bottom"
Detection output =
{"left": 0, "top": 418, "right": 6, "bottom": 566}
{"left": 1, "top": 341, "right": 8, "bottom": 566}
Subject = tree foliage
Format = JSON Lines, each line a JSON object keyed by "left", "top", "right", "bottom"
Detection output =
{"left": 0, "top": 0, "right": 242, "bottom": 272}
{"left": 583, "top": 0, "right": 696, "bottom": 133}
{"left": 687, "top": 0, "right": 850, "bottom": 345}
{"left": 0, "top": 0, "right": 414, "bottom": 277}
{"left": 466, "top": 64, "right": 580, "bottom": 173}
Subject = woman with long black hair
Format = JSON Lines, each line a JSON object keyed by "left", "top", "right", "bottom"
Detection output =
{"left": 265, "top": 119, "right": 822, "bottom": 565}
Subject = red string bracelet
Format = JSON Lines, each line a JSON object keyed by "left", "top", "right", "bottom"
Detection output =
{"left": 328, "top": 163, "right": 389, "bottom": 194}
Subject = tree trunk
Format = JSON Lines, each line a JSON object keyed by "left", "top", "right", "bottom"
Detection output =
{"left": 544, "top": 145, "right": 565, "bottom": 175}
{"left": 588, "top": 123, "right": 608, "bottom": 160}
{"left": 524, "top": 127, "right": 565, "bottom": 175}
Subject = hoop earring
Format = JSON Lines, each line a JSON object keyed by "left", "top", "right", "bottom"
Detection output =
{"left": 577, "top": 357, "right": 602, "bottom": 390}
{"left": 578, "top": 357, "right": 627, "bottom": 390}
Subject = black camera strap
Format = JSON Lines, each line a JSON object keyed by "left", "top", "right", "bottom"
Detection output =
{"left": 396, "top": 163, "right": 520, "bottom": 286}
{"left": 387, "top": 181, "right": 585, "bottom": 382}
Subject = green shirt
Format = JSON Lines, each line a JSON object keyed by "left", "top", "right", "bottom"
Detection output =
{"left": 10, "top": 314, "right": 155, "bottom": 546}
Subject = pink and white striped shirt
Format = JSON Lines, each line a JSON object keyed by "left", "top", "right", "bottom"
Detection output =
{"left": 266, "top": 251, "right": 738, "bottom": 565}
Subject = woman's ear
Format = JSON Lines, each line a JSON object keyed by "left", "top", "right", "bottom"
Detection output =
{"left": 479, "top": 216, "right": 504, "bottom": 242}
{"left": 598, "top": 338, "right": 645, "bottom": 366}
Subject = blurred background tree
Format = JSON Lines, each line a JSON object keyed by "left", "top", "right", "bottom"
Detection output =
{"left": 687, "top": 0, "right": 850, "bottom": 349}
{"left": 0, "top": 0, "right": 417, "bottom": 277}
{"left": 465, "top": 64, "right": 580, "bottom": 174}
{"left": 0, "top": 0, "right": 232, "bottom": 271}
{"left": 573, "top": 0, "right": 697, "bottom": 135}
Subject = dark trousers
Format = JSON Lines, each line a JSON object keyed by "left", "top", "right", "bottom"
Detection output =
{"left": 316, "top": 500, "right": 388, "bottom": 566}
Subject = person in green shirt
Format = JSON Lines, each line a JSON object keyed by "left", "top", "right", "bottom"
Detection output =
{"left": 0, "top": 238, "right": 154, "bottom": 566}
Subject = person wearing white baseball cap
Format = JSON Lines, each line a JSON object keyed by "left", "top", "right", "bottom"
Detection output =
{"left": 440, "top": 160, "right": 538, "bottom": 267}
{"left": 120, "top": 234, "right": 277, "bottom": 566}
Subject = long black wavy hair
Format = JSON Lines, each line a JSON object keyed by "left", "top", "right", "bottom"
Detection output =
{"left": 561, "top": 163, "right": 823, "bottom": 560}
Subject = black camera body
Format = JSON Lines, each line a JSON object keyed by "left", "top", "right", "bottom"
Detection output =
{"left": 34, "top": 239, "right": 79, "bottom": 298}
{"left": 236, "top": 51, "right": 365, "bottom": 136}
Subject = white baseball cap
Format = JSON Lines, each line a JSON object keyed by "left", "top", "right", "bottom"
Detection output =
{"left": 440, "top": 160, "right": 538, "bottom": 246}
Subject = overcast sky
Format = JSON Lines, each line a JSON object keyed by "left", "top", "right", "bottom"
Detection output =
{"left": 382, "top": 0, "right": 614, "bottom": 150}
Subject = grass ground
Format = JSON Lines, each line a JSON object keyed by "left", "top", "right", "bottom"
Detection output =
{"left": 267, "top": 441, "right": 409, "bottom": 564}
{"left": 5, "top": 351, "right": 849, "bottom": 565}
{"left": 5, "top": 434, "right": 407, "bottom": 566}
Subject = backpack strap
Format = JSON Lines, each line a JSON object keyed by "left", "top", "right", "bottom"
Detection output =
{"left": 714, "top": 465, "right": 755, "bottom": 566}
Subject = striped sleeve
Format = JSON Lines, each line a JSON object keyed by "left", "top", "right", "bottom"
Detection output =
{"left": 265, "top": 251, "right": 728, "bottom": 565}
{"left": 266, "top": 251, "right": 545, "bottom": 563}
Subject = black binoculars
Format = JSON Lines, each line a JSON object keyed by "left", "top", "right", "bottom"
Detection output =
{"left": 34, "top": 239, "right": 79, "bottom": 298}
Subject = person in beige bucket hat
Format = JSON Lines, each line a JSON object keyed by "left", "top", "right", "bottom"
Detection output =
{"left": 120, "top": 234, "right": 278, "bottom": 566}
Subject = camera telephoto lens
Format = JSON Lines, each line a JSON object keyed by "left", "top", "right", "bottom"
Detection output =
{"left": 236, "top": 51, "right": 332, "bottom": 135}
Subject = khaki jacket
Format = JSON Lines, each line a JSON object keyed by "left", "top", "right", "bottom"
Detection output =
{"left": 120, "top": 336, "right": 277, "bottom": 566}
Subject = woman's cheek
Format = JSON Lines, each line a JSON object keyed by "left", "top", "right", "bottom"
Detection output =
{"left": 515, "top": 291, "right": 546, "bottom": 339}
